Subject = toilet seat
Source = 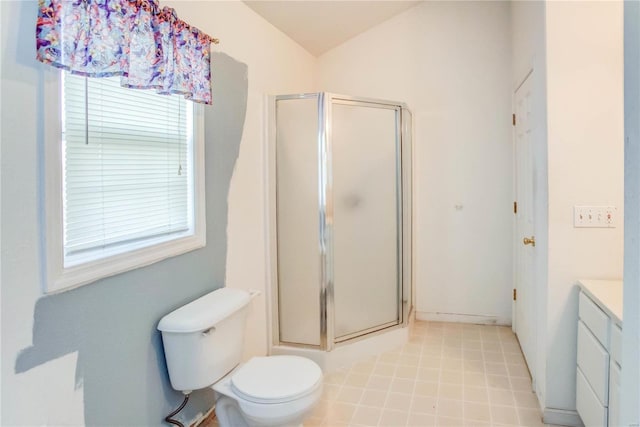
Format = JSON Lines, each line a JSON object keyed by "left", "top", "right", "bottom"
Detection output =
{"left": 230, "top": 356, "right": 322, "bottom": 404}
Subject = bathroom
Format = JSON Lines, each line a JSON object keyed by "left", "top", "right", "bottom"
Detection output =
{"left": 1, "top": 0, "right": 637, "bottom": 426}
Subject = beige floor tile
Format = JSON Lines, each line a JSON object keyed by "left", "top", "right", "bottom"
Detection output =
{"left": 326, "top": 402, "right": 356, "bottom": 424}
{"left": 422, "top": 345, "right": 443, "bottom": 357}
{"left": 420, "top": 356, "right": 442, "bottom": 369}
{"left": 303, "top": 416, "right": 325, "bottom": 427}
{"left": 361, "top": 389, "right": 388, "bottom": 407}
{"left": 436, "top": 398, "right": 464, "bottom": 418}
{"left": 464, "top": 401, "right": 491, "bottom": 422}
{"left": 463, "top": 349, "right": 483, "bottom": 360}
{"left": 482, "top": 341, "right": 502, "bottom": 352}
{"left": 379, "top": 409, "right": 409, "bottom": 426}
{"left": 491, "top": 405, "right": 519, "bottom": 425}
{"left": 324, "top": 370, "right": 348, "bottom": 385}
{"left": 465, "top": 421, "right": 492, "bottom": 427}
{"left": 403, "top": 343, "right": 423, "bottom": 355}
{"left": 513, "top": 391, "right": 540, "bottom": 409}
{"left": 439, "top": 383, "right": 464, "bottom": 400}
{"left": 311, "top": 400, "right": 330, "bottom": 418}
{"left": 435, "top": 415, "right": 465, "bottom": 426}
{"left": 440, "top": 369, "right": 464, "bottom": 385}
{"left": 442, "top": 358, "right": 464, "bottom": 371}
{"left": 396, "top": 365, "right": 419, "bottom": 378}
{"left": 464, "top": 359, "right": 486, "bottom": 373}
{"left": 367, "top": 375, "right": 392, "bottom": 390}
{"left": 442, "top": 347, "right": 463, "bottom": 359}
{"left": 485, "top": 362, "right": 509, "bottom": 376}
{"left": 351, "top": 406, "right": 381, "bottom": 426}
{"left": 321, "top": 383, "right": 341, "bottom": 401}
{"left": 504, "top": 352, "right": 526, "bottom": 365}
{"left": 385, "top": 392, "right": 413, "bottom": 411}
{"left": 390, "top": 377, "right": 415, "bottom": 394}
{"left": 463, "top": 340, "right": 482, "bottom": 350}
{"left": 518, "top": 407, "right": 545, "bottom": 426}
{"left": 407, "top": 411, "right": 436, "bottom": 427}
{"left": 307, "top": 322, "right": 536, "bottom": 427}
{"left": 398, "top": 354, "right": 421, "bottom": 367}
{"left": 502, "top": 341, "right": 523, "bottom": 354}
{"left": 346, "top": 373, "right": 371, "bottom": 387}
{"left": 417, "top": 368, "right": 440, "bottom": 382}
{"left": 464, "top": 385, "right": 490, "bottom": 403}
{"left": 351, "top": 360, "right": 376, "bottom": 375}
{"left": 336, "top": 386, "right": 364, "bottom": 404}
{"left": 489, "top": 388, "right": 515, "bottom": 406}
{"left": 483, "top": 350, "right": 505, "bottom": 363}
{"left": 411, "top": 395, "right": 438, "bottom": 414}
{"left": 465, "top": 372, "right": 487, "bottom": 387}
{"left": 414, "top": 381, "right": 439, "bottom": 397}
{"left": 443, "top": 339, "right": 463, "bottom": 349}
{"left": 507, "top": 363, "right": 530, "bottom": 378}
{"left": 486, "top": 374, "right": 511, "bottom": 390}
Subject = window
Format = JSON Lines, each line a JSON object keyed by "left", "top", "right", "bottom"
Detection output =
{"left": 43, "top": 70, "right": 206, "bottom": 293}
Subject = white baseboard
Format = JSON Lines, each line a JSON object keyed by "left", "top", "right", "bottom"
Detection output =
{"left": 543, "top": 408, "right": 583, "bottom": 426}
{"left": 415, "top": 311, "right": 511, "bottom": 326}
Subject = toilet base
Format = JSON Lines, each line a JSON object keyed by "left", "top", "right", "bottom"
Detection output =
{"left": 215, "top": 395, "right": 308, "bottom": 427}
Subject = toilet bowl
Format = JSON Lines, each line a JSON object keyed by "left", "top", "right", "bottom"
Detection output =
{"left": 213, "top": 355, "right": 323, "bottom": 427}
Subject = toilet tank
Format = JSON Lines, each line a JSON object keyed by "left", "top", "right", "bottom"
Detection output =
{"left": 158, "top": 288, "right": 252, "bottom": 393}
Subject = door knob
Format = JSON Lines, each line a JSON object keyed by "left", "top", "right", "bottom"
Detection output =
{"left": 523, "top": 236, "right": 536, "bottom": 247}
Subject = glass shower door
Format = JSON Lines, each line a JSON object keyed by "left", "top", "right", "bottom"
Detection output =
{"left": 331, "top": 100, "right": 401, "bottom": 340}
{"left": 275, "top": 96, "right": 321, "bottom": 346}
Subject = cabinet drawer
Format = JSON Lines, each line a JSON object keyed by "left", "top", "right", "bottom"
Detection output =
{"left": 579, "top": 291, "right": 610, "bottom": 348}
{"left": 611, "top": 324, "right": 622, "bottom": 367}
{"left": 609, "top": 362, "right": 621, "bottom": 427}
{"left": 577, "top": 320, "right": 610, "bottom": 405}
{"left": 577, "top": 367, "right": 608, "bottom": 427}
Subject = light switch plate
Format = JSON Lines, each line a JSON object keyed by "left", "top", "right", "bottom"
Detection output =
{"left": 574, "top": 206, "right": 617, "bottom": 228}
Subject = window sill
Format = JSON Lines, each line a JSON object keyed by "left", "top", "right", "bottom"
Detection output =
{"left": 45, "top": 233, "right": 206, "bottom": 294}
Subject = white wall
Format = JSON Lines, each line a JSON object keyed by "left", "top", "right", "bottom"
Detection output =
{"left": 164, "top": 0, "right": 318, "bottom": 362}
{"left": 1, "top": 1, "right": 315, "bottom": 424}
{"left": 317, "top": 1, "right": 514, "bottom": 325}
{"left": 544, "top": 0, "right": 624, "bottom": 414}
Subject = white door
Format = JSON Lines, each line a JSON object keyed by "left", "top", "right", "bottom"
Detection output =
{"left": 514, "top": 72, "right": 536, "bottom": 383}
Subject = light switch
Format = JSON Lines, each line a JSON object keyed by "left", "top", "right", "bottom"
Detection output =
{"left": 574, "top": 206, "right": 617, "bottom": 228}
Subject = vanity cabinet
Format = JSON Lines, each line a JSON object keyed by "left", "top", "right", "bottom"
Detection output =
{"left": 576, "top": 284, "right": 623, "bottom": 427}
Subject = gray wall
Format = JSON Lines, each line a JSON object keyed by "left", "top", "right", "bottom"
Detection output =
{"left": 10, "top": 45, "right": 248, "bottom": 425}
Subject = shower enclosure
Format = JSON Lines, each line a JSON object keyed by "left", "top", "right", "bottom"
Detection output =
{"left": 267, "top": 93, "right": 412, "bottom": 353}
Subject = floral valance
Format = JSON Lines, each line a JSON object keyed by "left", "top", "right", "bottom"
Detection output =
{"left": 36, "top": 0, "right": 217, "bottom": 104}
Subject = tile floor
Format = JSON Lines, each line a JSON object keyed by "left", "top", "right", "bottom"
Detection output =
{"left": 306, "top": 321, "right": 548, "bottom": 427}
{"left": 204, "top": 320, "right": 549, "bottom": 427}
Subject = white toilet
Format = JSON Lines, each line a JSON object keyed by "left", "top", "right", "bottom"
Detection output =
{"left": 157, "top": 288, "right": 323, "bottom": 427}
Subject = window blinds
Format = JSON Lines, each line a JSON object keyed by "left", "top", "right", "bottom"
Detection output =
{"left": 62, "top": 73, "right": 193, "bottom": 265}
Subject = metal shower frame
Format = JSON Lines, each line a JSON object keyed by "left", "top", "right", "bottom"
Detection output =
{"left": 266, "top": 92, "right": 413, "bottom": 352}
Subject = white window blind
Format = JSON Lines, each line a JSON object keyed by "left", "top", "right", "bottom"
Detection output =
{"left": 62, "top": 73, "right": 194, "bottom": 266}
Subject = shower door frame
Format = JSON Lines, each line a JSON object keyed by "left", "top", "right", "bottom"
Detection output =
{"left": 267, "top": 93, "right": 412, "bottom": 352}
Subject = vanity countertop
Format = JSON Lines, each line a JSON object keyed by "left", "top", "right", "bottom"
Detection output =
{"left": 578, "top": 279, "right": 623, "bottom": 326}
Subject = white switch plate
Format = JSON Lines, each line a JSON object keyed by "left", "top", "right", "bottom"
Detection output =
{"left": 574, "top": 206, "right": 617, "bottom": 228}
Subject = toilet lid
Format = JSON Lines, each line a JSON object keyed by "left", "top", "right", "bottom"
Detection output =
{"left": 231, "top": 356, "right": 322, "bottom": 404}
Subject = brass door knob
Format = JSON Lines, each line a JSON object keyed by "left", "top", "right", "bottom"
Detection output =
{"left": 523, "top": 236, "right": 536, "bottom": 247}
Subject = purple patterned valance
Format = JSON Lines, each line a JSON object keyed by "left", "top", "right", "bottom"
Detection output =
{"left": 36, "top": 0, "right": 217, "bottom": 104}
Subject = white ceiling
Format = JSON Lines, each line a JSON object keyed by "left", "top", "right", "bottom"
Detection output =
{"left": 244, "top": 1, "right": 421, "bottom": 56}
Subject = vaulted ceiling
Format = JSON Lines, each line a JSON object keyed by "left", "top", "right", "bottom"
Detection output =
{"left": 244, "top": 1, "right": 421, "bottom": 56}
